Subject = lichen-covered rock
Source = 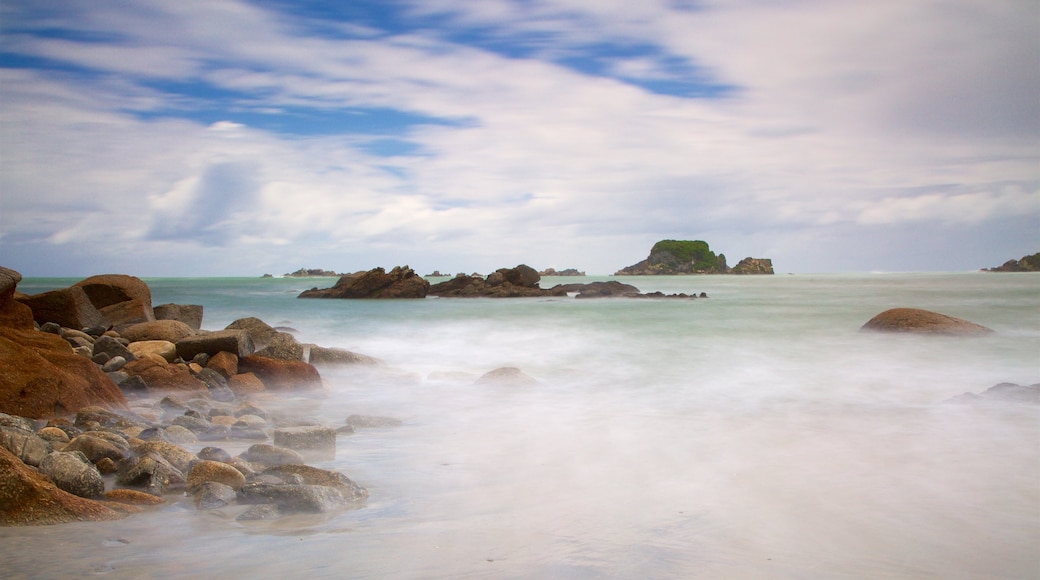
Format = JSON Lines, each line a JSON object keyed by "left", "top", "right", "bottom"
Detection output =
{"left": 127, "top": 340, "right": 178, "bottom": 362}
{"left": 62, "top": 434, "right": 129, "bottom": 464}
{"left": 186, "top": 460, "right": 247, "bottom": 491}
{"left": 255, "top": 332, "right": 305, "bottom": 361}
{"left": 0, "top": 267, "right": 34, "bottom": 330}
{"left": 39, "top": 451, "right": 106, "bottom": 498}
{"left": 122, "top": 358, "right": 208, "bottom": 392}
{"left": 104, "top": 488, "right": 166, "bottom": 505}
{"left": 0, "top": 446, "right": 124, "bottom": 525}
{"left": 133, "top": 440, "right": 198, "bottom": 472}
{"left": 861, "top": 308, "right": 993, "bottom": 336}
{"left": 206, "top": 351, "right": 239, "bottom": 379}
{"left": 0, "top": 425, "right": 51, "bottom": 467}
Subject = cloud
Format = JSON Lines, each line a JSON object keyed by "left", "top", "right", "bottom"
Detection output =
{"left": 1, "top": 0, "right": 1037, "bottom": 276}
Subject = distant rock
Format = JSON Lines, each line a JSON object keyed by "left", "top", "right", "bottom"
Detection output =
{"left": 475, "top": 367, "right": 538, "bottom": 386}
{"left": 982, "top": 252, "right": 1040, "bottom": 272}
{"left": 551, "top": 281, "right": 640, "bottom": 298}
{"left": 539, "top": 268, "right": 586, "bottom": 276}
{"left": 282, "top": 268, "right": 348, "bottom": 277}
{"left": 298, "top": 266, "right": 430, "bottom": 299}
{"left": 945, "top": 382, "right": 1040, "bottom": 405}
{"left": 615, "top": 239, "right": 773, "bottom": 275}
{"left": 860, "top": 308, "right": 993, "bottom": 336}
{"left": 429, "top": 265, "right": 562, "bottom": 298}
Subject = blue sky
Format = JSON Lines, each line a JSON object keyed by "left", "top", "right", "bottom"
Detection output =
{"left": 1, "top": 0, "right": 1037, "bottom": 276}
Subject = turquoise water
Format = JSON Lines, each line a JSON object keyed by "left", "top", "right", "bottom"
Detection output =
{"left": 5, "top": 273, "right": 1039, "bottom": 578}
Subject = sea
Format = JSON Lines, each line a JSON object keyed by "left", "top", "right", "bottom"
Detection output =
{"left": 3, "top": 272, "right": 1039, "bottom": 579}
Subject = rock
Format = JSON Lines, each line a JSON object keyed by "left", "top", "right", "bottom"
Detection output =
{"left": 39, "top": 451, "right": 106, "bottom": 498}
{"left": 237, "top": 482, "right": 346, "bottom": 513}
{"left": 162, "top": 425, "right": 198, "bottom": 445}
{"left": 16, "top": 286, "right": 109, "bottom": 330}
{"left": 192, "top": 481, "right": 238, "bottom": 510}
{"left": 949, "top": 382, "right": 1040, "bottom": 405}
{"left": 63, "top": 434, "right": 129, "bottom": 464}
{"left": 116, "top": 451, "right": 185, "bottom": 496}
{"left": 0, "top": 328, "right": 127, "bottom": 419}
{"left": 198, "top": 424, "right": 232, "bottom": 441}
{"left": 37, "top": 426, "right": 70, "bottom": 445}
{"left": 307, "top": 345, "right": 382, "bottom": 366}
{"left": 552, "top": 281, "right": 641, "bottom": 298}
{"left": 272, "top": 426, "right": 336, "bottom": 451}
{"left": 71, "top": 274, "right": 155, "bottom": 329}
{"left": 228, "top": 372, "right": 267, "bottom": 395}
{"left": 262, "top": 465, "right": 368, "bottom": 502}
{"left": 127, "top": 340, "right": 178, "bottom": 362}
{"left": 226, "top": 317, "right": 280, "bottom": 350}
{"left": 207, "top": 351, "right": 239, "bottom": 379}
{"left": 153, "top": 303, "right": 203, "bottom": 330}
{"left": 429, "top": 266, "right": 553, "bottom": 298}
{"left": 240, "top": 443, "right": 305, "bottom": 467}
{"left": 255, "top": 332, "right": 305, "bottom": 361}
{"left": 197, "top": 446, "right": 233, "bottom": 463}
{"left": 476, "top": 367, "right": 539, "bottom": 386}
{"left": 102, "top": 356, "right": 127, "bottom": 373}
{"left": 97, "top": 299, "right": 154, "bottom": 331}
{"left": 186, "top": 460, "right": 247, "bottom": 491}
{"left": 0, "top": 446, "right": 124, "bottom": 525}
{"left": 237, "top": 355, "right": 322, "bottom": 391}
{"left": 298, "top": 266, "right": 430, "bottom": 299}
{"left": 346, "top": 415, "right": 403, "bottom": 428}
{"left": 539, "top": 268, "right": 585, "bottom": 276}
{"left": 193, "top": 367, "right": 235, "bottom": 401}
{"left": 175, "top": 329, "right": 255, "bottom": 360}
{"left": 171, "top": 414, "right": 212, "bottom": 433}
{"left": 104, "top": 488, "right": 165, "bottom": 505}
{"left": 0, "top": 267, "right": 34, "bottom": 330}
{"left": 122, "top": 358, "right": 208, "bottom": 392}
{"left": 133, "top": 440, "right": 198, "bottom": 472}
{"left": 237, "top": 504, "right": 281, "bottom": 521}
{"left": 92, "top": 335, "right": 136, "bottom": 361}
{"left": 982, "top": 252, "right": 1040, "bottom": 272}
{"left": 120, "top": 320, "right": 195, "bottom": 343}
{"left": 0, "top": 425, "right": 51, "bottom": 466}
{"left": 861, "top": 308, "right": 994, "bottom": 336}
{"left": 730, "top": 257, "right": 775, "bottom": 275}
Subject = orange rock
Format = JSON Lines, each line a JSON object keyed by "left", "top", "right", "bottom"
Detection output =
{"left": 238, "top": 355, "right": 322, "bottom": 391}
{"left": 207, "top": 351, "right": 239, "bottom": 379}
{"left": 123, "top": 358, "right": 208, "bottom": 392}
{"left": 0, "top": 446, "right": 125, "bottom": 525}
{"left": 228, "top": 372, "right": 266, "bottom": 395}
{"left": 104, "top": 488, "right": 166, "bottom": 505}
{"left": 861, "top": 308, "right": 994, "bottom": 335}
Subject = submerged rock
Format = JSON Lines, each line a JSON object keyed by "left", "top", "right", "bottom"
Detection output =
{"left": 475, "top": 367, "right": 538, "bottom": 387}
{"left": 237, "top": 482, "right": 346, "bottom": 513}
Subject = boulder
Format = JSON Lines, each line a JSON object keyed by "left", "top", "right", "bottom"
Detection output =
{"left": 39, "top": 451, "right": 106, "bottom": 498}
{"left": 0, "top": 425, "right": 51, "bottom": 467}
{"left": 127, "top": 340, "right": 178, "bottom": 362}
{"left": 228, "top": 372, "right": 267, "bottom": 395}
{"left": 132, "top": 440, "right": 198, "bottom": 473}
{"left": 176, "top": 329, "right": 255, "bottom": 360}
{"left": 730, "top": 257, "right": 775, "bottom": 275}
{"left": 307, "top": 345, "right": 382, "bottom": 366}
{"left": 104, "top": 488, "right": 166, "bottom": 506}
{"left": 298, "top": 266, "right": 430, "bottom": 299}
{"left": 153, "top": 303, "right": 203, "bottom": 330}
{"left": 240, "top": 443, "right": 305, "bottom": 467}
{"left": 62, "top": 434, "right": 129, "bottom": 464}
{"left": 16, "top": 286, "right": 108, "bottom": 330}
{"left": 0, "top": 446, "right": 124, "bottom": 525}
{"left": 0, "top": 328, "right": 127, "bottom": 419}
{"left": 262, "top": 465, "right": 368, "bottom": 502}
{"left": 238, "top": 355, "right": 323, "bottom": 391}
{"left": 98, "top": 299, "right": 154, "bottom": 330}
{"left": 272, "top": 426, "right": 336, "bottom": 451}
{"left": 116, "top": 451, "right": 184, "bottom": 496}
{"left": 121, "top": 320, "right": 195, "bottom": 343}
{"left": 237, "top": 482, "right": 346, "bottom": 513}
{"left": 72, "top": 274, "right": 154, "bottom": 315}
{"left": 207, "top": 351, "right": 239, "bottom": 378}
{"left": 0, "top": 267, "right": 34, "bottom": 330}
{"left": 186, "top": 459, "right": 247, "bottom": 491}
{"left": 255, "top": 332, "right": 305, "bottom": 361}
{"left": 192, "top": 481, "right": 238, "bottom": 510}
{"left": 122, "top": 358, "right": 208, "bottom": 392}
{"left": 861, "top": 308, "right": 994, "bottom": 336}
{"left": 475, "top": 367, "right": 538, "bottom": 386}
{"left": 92, "top": 335, "right": 136, "bottom": 361}
{"left": 225, "top": 317, "right": 280, "bottom": 349}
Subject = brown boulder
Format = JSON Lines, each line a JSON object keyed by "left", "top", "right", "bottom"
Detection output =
{"left": 176, "top": 329, "right": 255, "bottom": 360}
{"left": 0, "top": 446, "right": 125, "bottom": 525}
{"left": 98, "top": 299, "right": 154, "bottom": 330}
{"left": 121, "top": 320, "right": 195, "bottom": 343}
{"left": 861, "top": 308, "right": 994, "bottom": 336}
{"left": 0, "top": 328, "right": 127, "bottom": 419}
{"left": 127, "top": 340, "right": 178, "bottom": 363}
{"left": 238, "top": 355, "right": 322, "bottom": 391}
{"left": 227, "top": 372, "right": 266, "bottom": 395}
{"left": 122, "top": 358, "right": 208, "bottom": 392}
{"left": 0, "top": 267, "right": 34, "bottom": 330}
{"left": 72, "top": 274, "right": 154, "bottom": 313}
{"left": 207, "top": 351, "right": 239, "bottom": 379}
{"left": 153, "top": 303, "right": 203, "bottom": 330}
{"left": 186, "top": 459, "right": 247, "bottom": 491}
{"left": 16, "top": 286, "right": 108, "bottom": 330}
{"left": 298, "top": 265, "right": 429, "bottom": 299}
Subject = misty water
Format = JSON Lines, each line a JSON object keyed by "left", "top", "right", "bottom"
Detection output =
{"left": 4, "top": 273, "right": 1039, "bottom": 578}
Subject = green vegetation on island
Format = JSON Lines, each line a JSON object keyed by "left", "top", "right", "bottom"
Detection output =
{"left": 616, "top": 239, "right": 773, "bottom": 275}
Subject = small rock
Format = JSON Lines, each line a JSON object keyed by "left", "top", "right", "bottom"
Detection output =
{"left": 186, "top": 460, "right": 247, "bottom": 491}
{"left": 193, "top": 481, "right": 238, "bottom": 510}
{"left": 236, "top": 504, "right": 281, "bottom": 521}
{"left": 240, "top": 443, "right": 305, "bottom": 467}
{"left": 40, "top": 451, "right": 105, "bottom": 498}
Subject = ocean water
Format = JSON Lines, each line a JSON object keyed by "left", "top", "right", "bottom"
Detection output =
{"left": 4, "top": 272, "right": 1039, "bottom": 579}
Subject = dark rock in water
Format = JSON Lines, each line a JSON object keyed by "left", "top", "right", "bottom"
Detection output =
{"left": 153, "top": 303, "right": 204, "bottom": 331}
{"left": 93, "top": 335, "right": 136, "bottom": 362}
{"left": 240, "top": 443, "right": 306, "bottom": 467}
{"left": 948, "top": 382, "right": 1040, "bottom": 405}
{"left": 272, "top": 426, "right": 336, "bottom": 451}
{"left": 176, "top": 329, "right": 255, "bottom": 360}
{"left": 192, "top": 481, "right": 237, "bottom": 510}
{"left": 861, "top": 308, "right": 993, "bottom": 336}
{"left": 39, "top": 322, "right": 63, "bottom": 335}
{"left": 615, "top": 240, "right": 773, "bottom": 275}
{"left": 237, "top": 482, "right": 346, "bottom": 513}
{"left": 40, "top": 451, "right": 105, "bottom": 498}
{"left": 982, "top": 252, "right": 1040, "bottom": 272}
{"left": 0, "top": 446, "right": 124, "bottom": 525}
{"left": 730, "top": 258, "right": 774, "bottom": 275}
{"left": 262, "top": 465, "right": 368, "bottom": 503}
{"left": 552, "top": 281, "right": 640, "bottom": 298}
{"left": 0, "top": 425, "right": 51, "bottom": 467}
{"left": 236, "top": 504, "right": 281, "bottom": 521}
{"left": 63, "top": 434, "right": 129, "bottom": 463}
{"left": 475, "top": 367, "right": 538, "bottom": 386}
{"left": 299, "top": 266, "right": 430, "bottom": 299}
{"left": 117, "top": 451, "right": 185, "bottom": 496}
{"left": 429, "top": 265, "right": 554, "bottom": 298}
{"left": 346, "top": 415, "right": 403, "bottom": 429}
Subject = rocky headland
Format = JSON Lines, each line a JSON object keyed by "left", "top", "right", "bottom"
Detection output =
{"left": 298, "top": 265, "right": 708, "bottom": 299}
{"left": 615, "top": 239, "right": 774, "bottom": 275}
{"left": 982, "top": 252, "right": 1040, "bottom": 272}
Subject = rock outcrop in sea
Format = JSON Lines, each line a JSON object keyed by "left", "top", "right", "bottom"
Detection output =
{"left": 615, "top": 239, "right": 774, "bottom": 275}
{"left": 298, "top": 266, "right": 430, "bottom": 299}
{"left": 982, "top": 252, "right": 1040, "bottom": 272}
{"left": 860, "top": 308, "right": 994, "bottom": 336}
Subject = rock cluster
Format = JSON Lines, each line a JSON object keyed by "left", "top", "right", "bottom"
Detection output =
{"left": 616, "top": 239, "right": 774, "bottom": 275}
{"left": 299, "top": 266, "right": 430, "bottom": 299}
{"left": 539, "top": 268, "right": 585, "bottom": 276}
{"left": 982, "top": 252, "right": 1040, "bottom": 272}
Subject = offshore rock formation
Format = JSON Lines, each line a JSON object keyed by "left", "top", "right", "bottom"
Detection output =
{"left": 298, "top": 266, "right": 430, "bottom": 299}
{"left": 982, "top": 252, "right": 1040, "bottom": 272}
{"left": 429, "top": 265, "right": 560, "bottom": 298}
{"left": 539, "top": 268, "right": 585, "bottom": 276}
{"left": 615, "top": 240, "right": 773, "bottom": 275}
{"left": 860, "top": 308, "right": 993, "bottom": 336}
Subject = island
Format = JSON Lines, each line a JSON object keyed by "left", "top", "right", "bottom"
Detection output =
{"left": 982, "top": 252, "right": 1040, "bottom": 272}
{"left": 615, "top": 240, "right": 774, "bottom": 275}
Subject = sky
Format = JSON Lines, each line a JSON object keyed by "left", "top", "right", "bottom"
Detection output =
{"left": 1, "top": 0, "right": 1037, "bottom": 277}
